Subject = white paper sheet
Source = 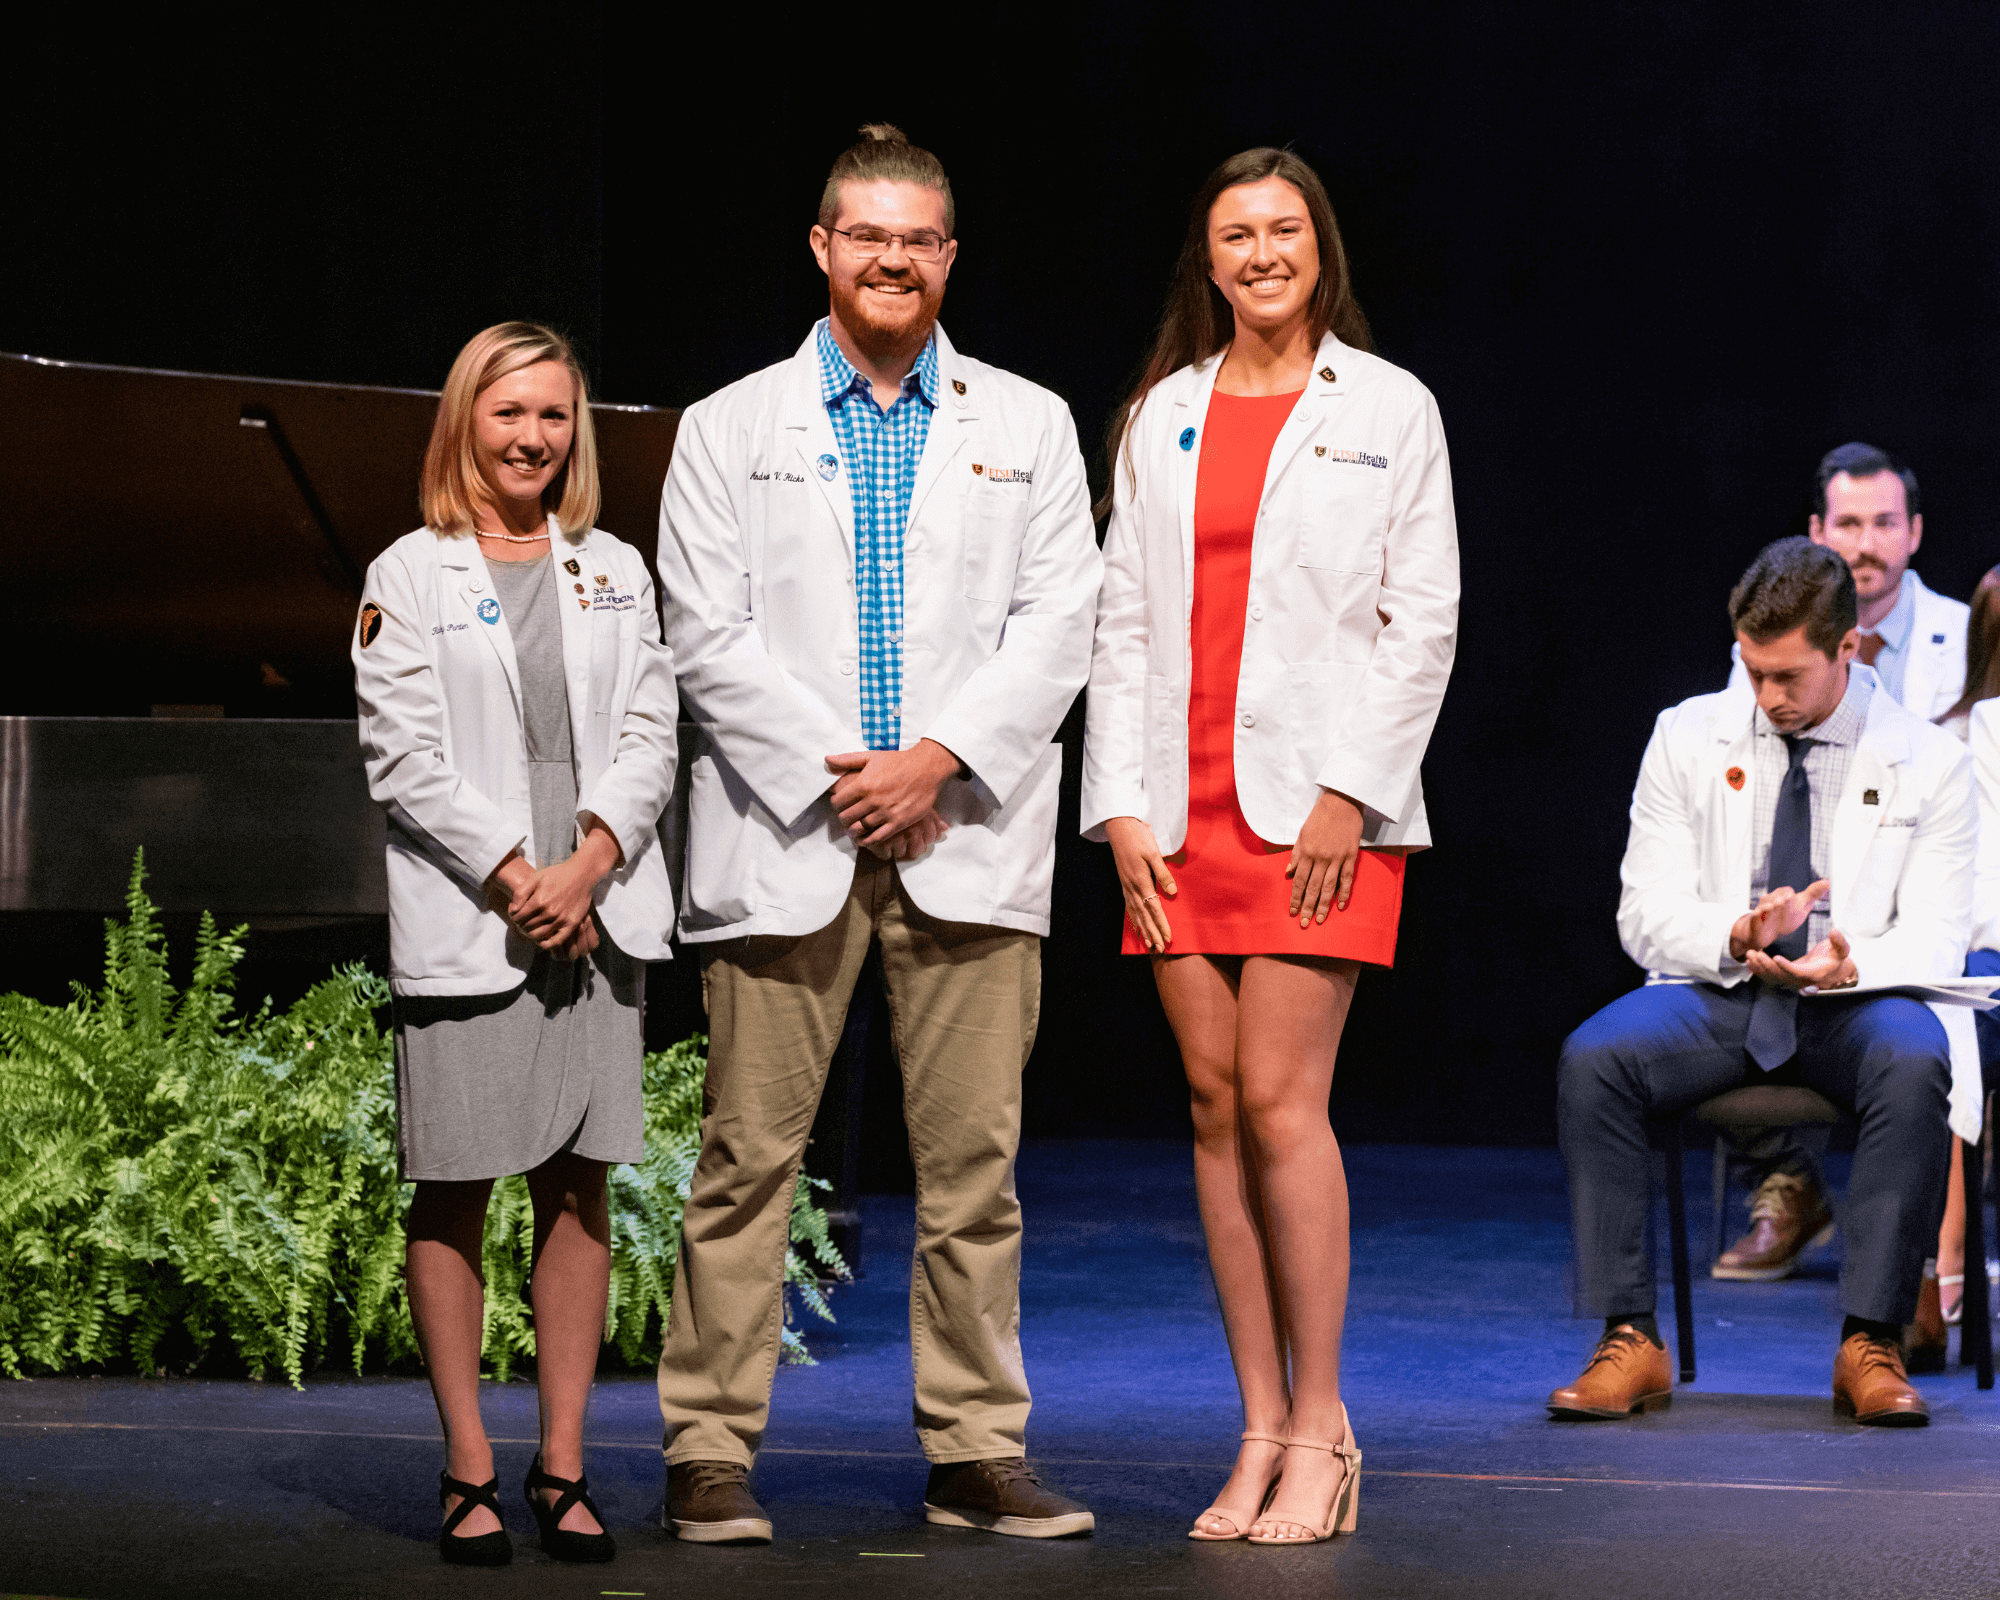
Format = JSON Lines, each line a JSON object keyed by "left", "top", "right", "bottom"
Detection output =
{"left": 1798, "top": 974, "right": 2000, "bottom": 1010}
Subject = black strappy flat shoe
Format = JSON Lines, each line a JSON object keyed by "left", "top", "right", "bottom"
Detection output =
{"left": 438, "top": 1471, "right": 513, "bottom": 1566}
{"left": 524, "top": 1453, "right": 616, "bottom": 1563}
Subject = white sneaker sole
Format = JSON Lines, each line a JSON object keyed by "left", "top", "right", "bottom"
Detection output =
{"left": 662, "top": 1508, "right": 773, "bottom": 1544}
{"left": 924, "top": 1503, "right": 1095, "bottom": 1538}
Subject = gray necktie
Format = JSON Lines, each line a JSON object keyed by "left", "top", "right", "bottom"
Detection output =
{"left": 1745, "top": 734, "right": 1814, "bottom": 1071}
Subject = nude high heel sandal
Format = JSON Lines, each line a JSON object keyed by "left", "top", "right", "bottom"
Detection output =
{"left": 1246, "top": 1406, "right": 1361, "bottom": 1545}
{"left": 1188, "top": 1431, "right": 1288, "bottom": 1541}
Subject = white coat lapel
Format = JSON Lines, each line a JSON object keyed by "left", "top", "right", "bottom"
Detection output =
{"left": 782, "top": 336, "right": 855, "bottom": 560}
{"left": 1258, "top": 334, "right": 1348, "bottom": 505}
{"left": 552, "top": 521, "right": 595, "bottom": 767}
{"left": 451, "top": 537, "right": 522, "bottom": 711}
{"left": 1829, "top": 696, "right": 1907, "bottom": 922}
{"left": 1173, "top": 358, "right": 1222, "bottom": 627}
{"left": 1900, "top": 582, "right": 1952, "bottom": 718}
{"left": 907, "top": 329, "right": 968, "bottom": 530}
{"left": 1716, "top": 713, "right": 1756, "bottom": 905}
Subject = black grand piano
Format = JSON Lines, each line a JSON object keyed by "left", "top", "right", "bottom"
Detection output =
{"left": 0, "top": 352, "right": 872, "bottom": 1263}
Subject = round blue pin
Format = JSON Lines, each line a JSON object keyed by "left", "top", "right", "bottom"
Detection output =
{"left": 477, "top": 597, "right": 501, "bottom": 624}
{"left": 816, "top": 453, "right": 840, "bottom": 480}
{"left": 1179, "top": 427, "right": 1195, "bottom": 452}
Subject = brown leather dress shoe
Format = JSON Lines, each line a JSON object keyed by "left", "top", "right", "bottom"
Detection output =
{"left": 1547, "top": 1325, "right": 1674, "bottom": 1419}
{"left": 1712, "top": 1172, "right": 1836, "bottom": 1281}
{"left": 1904, "top": 1272, "right": 1948, "bottom": 1375}
{"left": 1833, "top": 1331, "right": 1930, "bottom": 1426}
{"left": 1712, "top": 1176, "right": 1832, "bottom": 1288}
{"left": 924, "top": 1459, "right": 1095, "bottom": 1538}
{"left": 664, "top": 1460, "right": 773, "bottom": 1543}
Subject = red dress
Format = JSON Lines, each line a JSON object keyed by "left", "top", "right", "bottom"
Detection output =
{"left": 1122, "top": 390, "right": 1405, "bottom": 962}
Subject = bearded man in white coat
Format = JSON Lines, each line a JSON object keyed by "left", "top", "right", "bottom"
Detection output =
{"left": 651, "top": 126, "right": 1103, "bottom": 1543}
{"left": 1551, "top": 537, "right": 1970, "bottom": 1428}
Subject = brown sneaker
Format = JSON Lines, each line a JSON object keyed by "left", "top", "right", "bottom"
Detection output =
{"left": 1712, "top": 1172, "right": 1835, "bottom": 1281}
{"left": 924, "top": 1458, "right": 1095, "bottom": 1538}
{"left": 1834, "top": 1331, "right": 1929, "bottom": 1426}
{"left": 664, "top": 1460, "right": 773, "bottom": 1544}
{"left": 1904, "top": 1269, "right": 1948, "bottom": 1375}
{"left": 1546, "top": 1325, "right": 1674, "bottom": 1419}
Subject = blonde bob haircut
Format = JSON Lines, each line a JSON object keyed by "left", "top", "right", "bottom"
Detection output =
{"left": 421, "top": 321, "right": 599, "bottom": 537}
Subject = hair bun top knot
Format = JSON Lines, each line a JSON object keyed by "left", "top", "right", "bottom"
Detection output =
{"left": 857, "top": 122, "right": 909, "bottom": 144}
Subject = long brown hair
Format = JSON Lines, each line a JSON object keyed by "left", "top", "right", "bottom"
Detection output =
{"left": 1095, "top": 147, "right": 1371, "bottom": 520}
{"left": 1941, "top": 565, "right": 2000, "bottom": 724}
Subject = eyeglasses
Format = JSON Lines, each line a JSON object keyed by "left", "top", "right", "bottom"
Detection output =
{"left": 831, "top": 226, "right": 950, "bottom": 262}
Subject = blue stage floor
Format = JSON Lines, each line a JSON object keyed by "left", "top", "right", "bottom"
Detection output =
{"left": 5, "top": 1139, "right": 1999, "bottom": 1598}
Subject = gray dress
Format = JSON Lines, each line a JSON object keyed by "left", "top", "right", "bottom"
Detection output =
{"left": 393, "top": 551, "right": 646, "bottom": 1182}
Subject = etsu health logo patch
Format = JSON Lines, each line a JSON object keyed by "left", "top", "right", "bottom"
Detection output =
{"left": 816, "top": 453, "right": 840, "bottom": 480}
{"left": 1178, "top": 427, "right": 1195, "bottom": 451}
{"left": 478, "top": 597, "right": 501, "bottom": 625}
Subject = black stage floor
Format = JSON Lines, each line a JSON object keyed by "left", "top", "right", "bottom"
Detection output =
{"left": 5, "top": 1140, "right": 1999, "bottom": 1599}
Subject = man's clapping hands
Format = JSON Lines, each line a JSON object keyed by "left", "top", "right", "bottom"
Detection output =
{"left": 1728, "top": 878, "right": 1859, "bottom": 990}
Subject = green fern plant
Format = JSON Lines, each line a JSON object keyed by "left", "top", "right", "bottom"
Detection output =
{"left": 0, "top": 852, "right": 846, "bottom": 1387}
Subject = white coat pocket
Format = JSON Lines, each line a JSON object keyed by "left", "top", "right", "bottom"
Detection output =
{"left": 680, "top": 749, "right": 760, "bottom": 932}
{"left": 963, "top": 491, "right": 1029, "bottom": 602}
{"left": 1295, "top": 462, "right": 1388, "bottom": 575}
{"left": 1844, "top": 823, "right": 1916, "bottom": 935}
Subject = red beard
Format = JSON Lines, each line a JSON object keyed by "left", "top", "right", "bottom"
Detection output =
{"left": 829, "top": 271, "right": 943, "bottom": 373}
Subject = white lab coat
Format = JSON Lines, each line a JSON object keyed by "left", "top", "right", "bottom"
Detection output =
{"left": 354, "top": 524, "right": 679, "bottom": 995}
{"left": 1079, "top": 333, "right": 1459, "bottom": 852}
{"left": 1966, "top": 700, "right": 2000, "bottom": 951}
{"left": 656, "top": 325, "right": 1102, "bottom": 942}
{"left": 1727, "top": 570, "right": 1968, "bottom": 720}
{"left": 1619, "top": 667, "right": 1981, "bottom": 1141}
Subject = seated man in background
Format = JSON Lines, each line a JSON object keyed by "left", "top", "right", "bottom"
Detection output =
{"left": 1714, "top": 443, "right": 1968, "bottom": 1284}
{"left": 1552, "top": 536, "right": 1971, "bottom": 1426}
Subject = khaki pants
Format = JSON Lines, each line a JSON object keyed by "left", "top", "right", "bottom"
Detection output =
{"left": 657, "top": 853, "right": 1040, "bottom": 1466}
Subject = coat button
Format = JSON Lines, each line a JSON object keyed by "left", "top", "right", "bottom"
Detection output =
{"left": 1249, "top": 604, "right": 1264, "bottom": 621}
{"left": 840, "top": 661, "right": 855, "bottom": 675}
{"left": 470, "top": 579, "right": 484, "bottom": 593}
{"left": 1240, "top": 711, "right": 1255, "bottom": 728}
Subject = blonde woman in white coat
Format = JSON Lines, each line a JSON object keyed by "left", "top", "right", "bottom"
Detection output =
{"left": 353, "top": 323, "right": 677, "bottom": 1567}
{"left": 1083, "top": 150, "right": 1458, "bottom": 1545}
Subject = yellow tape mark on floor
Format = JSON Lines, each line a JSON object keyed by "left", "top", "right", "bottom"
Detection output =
{"left": 5, "top": 1421, "right": 1998, "bottom": 1499}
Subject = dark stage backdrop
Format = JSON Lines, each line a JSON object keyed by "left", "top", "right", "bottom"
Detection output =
{"left": 6, "top": 4, "right": 1998, "bottom": 1145}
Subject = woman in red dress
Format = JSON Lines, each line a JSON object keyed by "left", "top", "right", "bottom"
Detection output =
{"left": 1083, "top": 149, "right": 1459, "bottom": 1545}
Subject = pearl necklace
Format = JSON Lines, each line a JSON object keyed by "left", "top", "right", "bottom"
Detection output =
{"left": 475, "top": 528, "right": 549, "bottom": 544}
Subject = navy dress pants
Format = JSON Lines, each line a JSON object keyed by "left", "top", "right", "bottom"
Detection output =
{"left": 1557, "top": 981, "right": 1951, "bottom": 1326}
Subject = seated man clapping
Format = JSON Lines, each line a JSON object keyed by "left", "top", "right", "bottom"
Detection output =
{"left": 1550, "top": 536, "right": 1971, "bottom": 1426}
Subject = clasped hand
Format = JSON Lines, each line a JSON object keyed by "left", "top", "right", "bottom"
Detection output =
{"left": 1730, "top": 879, "right": 1859, "bottom": 990}
{"left": 486, "top": 820, "right": 624, "bottom": 961}
{"left": 825, "top": 739, "right": 962, "bottom": 860}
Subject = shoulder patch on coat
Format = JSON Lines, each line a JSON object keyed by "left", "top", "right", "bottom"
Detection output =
{"left": 358, "top": 602, "right": 384, "bottom": 649}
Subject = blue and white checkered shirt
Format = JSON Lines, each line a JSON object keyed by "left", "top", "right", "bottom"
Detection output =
{"left": 816, "top": 318, "right": 938, "bottom": 751}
